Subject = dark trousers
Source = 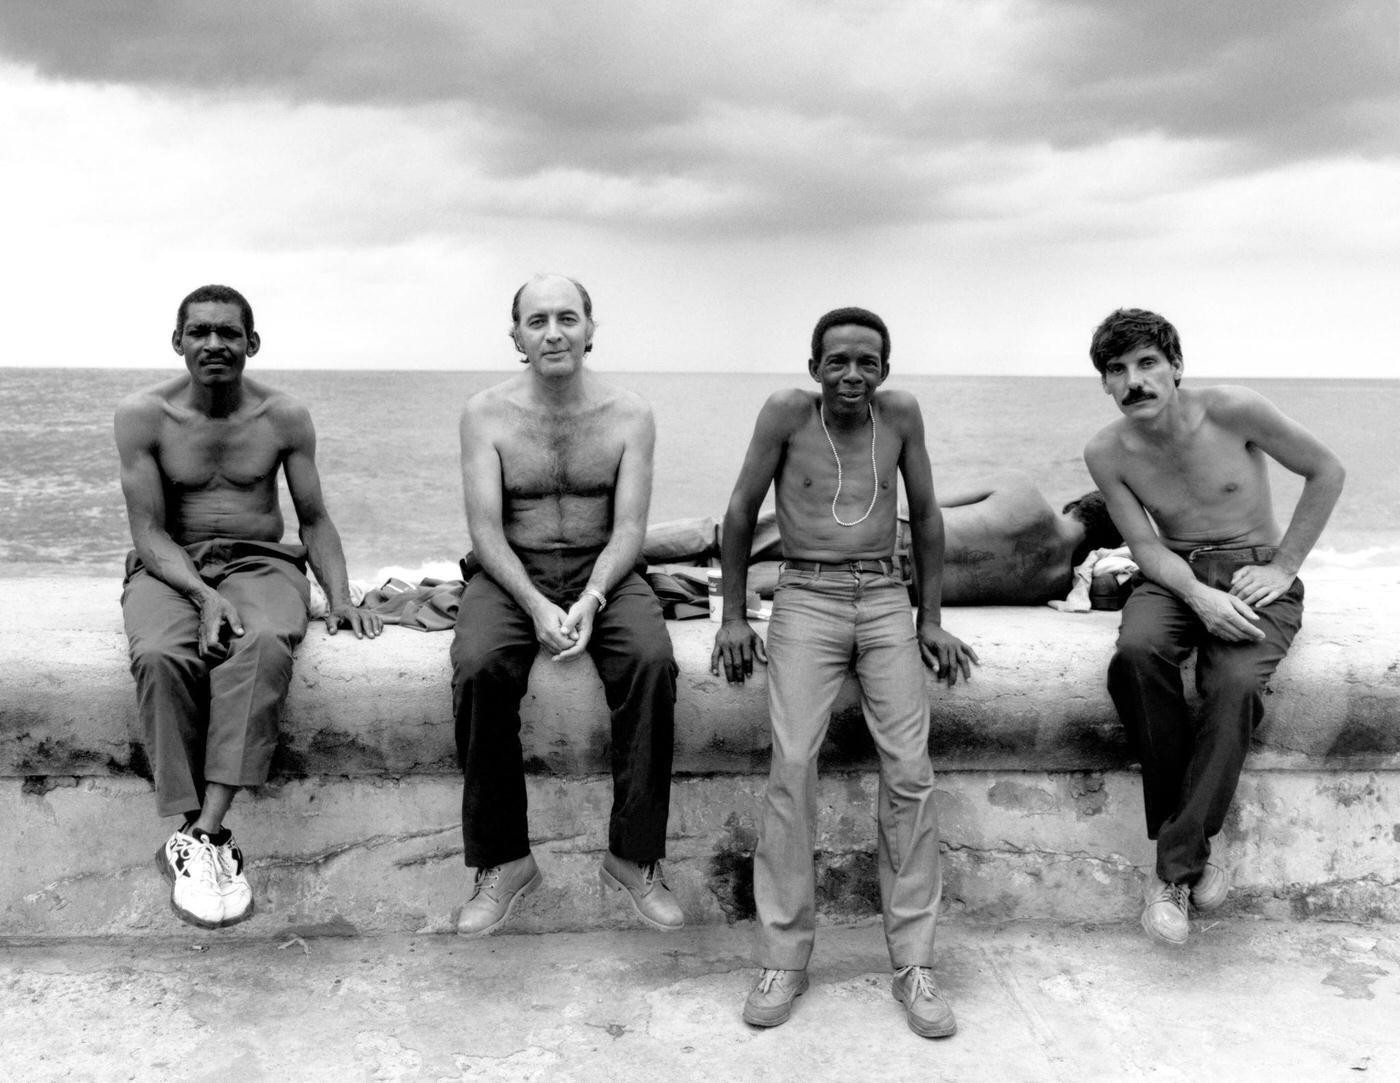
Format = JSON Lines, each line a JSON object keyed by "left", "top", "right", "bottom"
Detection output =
{"left": 1108, "top": 546, "right": 1303, "bottom": 884}
{"left": 449, "top": 547, "right": 677, "bottom": 869}
{"left": 121, "top": 540, "right": 310, "bottom": 818}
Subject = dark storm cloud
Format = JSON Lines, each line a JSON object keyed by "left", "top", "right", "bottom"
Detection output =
{"left": 2, "top": 0, "right": 1394, "bottom": 232}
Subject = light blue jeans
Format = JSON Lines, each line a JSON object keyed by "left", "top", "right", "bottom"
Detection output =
{"left": 755, "top": 564, "right": 942, "bottom": 970}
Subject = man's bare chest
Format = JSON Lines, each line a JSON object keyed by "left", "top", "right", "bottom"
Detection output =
{"left": 158, "top": 416, "right": 282, "bottom": 490}
{"left": 499, "top": 415, "right": 623, "bottom": 499}
{"left": 1125, "top": 438, "right": 1266, "bottom": 518}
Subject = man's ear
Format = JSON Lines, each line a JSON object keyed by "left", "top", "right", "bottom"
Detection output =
{"left": 1171, "top": 359, "right": 1183, "bottom": 387}
{"left": 246, "top": 331, "right": 260, "bottom": 357}
{"left": 808, "top": 356, "right": 820, "bottom": 382}
{"left": 171, "top": 330, "right": 183, "bottom": 356}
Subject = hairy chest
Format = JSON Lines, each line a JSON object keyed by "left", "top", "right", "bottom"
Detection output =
{"left": 499, "top": 412, "right": 624, "bottom": 499}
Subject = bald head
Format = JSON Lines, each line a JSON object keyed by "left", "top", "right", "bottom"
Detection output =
{"left": 509, "top": 274, "right": 596, "bottom": 366}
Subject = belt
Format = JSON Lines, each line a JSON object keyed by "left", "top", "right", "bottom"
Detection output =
{"left": 783, "top": 558, "right": 895, "bottom": 575}
{"left": 1182, "top": 544, "right": 1277, "bottom": 564}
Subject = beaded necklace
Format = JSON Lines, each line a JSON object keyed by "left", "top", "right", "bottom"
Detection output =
{"left": 819, "top": 402, "right": 878, "bottom": 527}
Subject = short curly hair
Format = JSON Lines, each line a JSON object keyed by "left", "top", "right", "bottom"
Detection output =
{"left": 1089, "top": 308, "right": 1181, "bottom": 376}
{"left": 810, "top": 306, "right": 890, "bottom": 364}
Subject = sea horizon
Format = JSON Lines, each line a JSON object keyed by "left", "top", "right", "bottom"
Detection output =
{"left": 4, "top": 368, "right": 1398, "bottom": 580}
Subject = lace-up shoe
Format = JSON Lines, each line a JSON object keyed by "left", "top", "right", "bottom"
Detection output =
{"left": 599, "top": 852, "right": 684, "bottom": 930}
{"left": 892, "top": 965, "right": 957, "bottom": 1038}
{"left": 1141, "top": 874, "right": 1191, "bottom": 945}
{"left": 201, "top": 829, "right": 255, "bottom": 927}
{"left": 1191, "top": 862, "right": 1229, "bottom": 912}
{"left": 156, "top": 828, "right": 224, "bottom": 929}
{"left": 742, "top": 968, "right": 809, "bottom": 1027}
{"left": 456, "top": 854, "right": 542, "bottom": 937}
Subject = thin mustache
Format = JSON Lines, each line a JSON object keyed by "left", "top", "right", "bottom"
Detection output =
{"left": 1122, "top": 391, "right": 1154, "bottom": 405}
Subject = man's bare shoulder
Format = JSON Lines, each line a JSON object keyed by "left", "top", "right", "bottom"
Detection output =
{"left": 874, "top": 387, "right": 924, "bottom": 428}
{"left": 1084, "top": 418, "right": 1129, "bottom": 463}
{"left": 1193, "top": 383, "right": 1275, "bottom": 423}
{"left": 116, "top": 375, "right": 189, "bottom": 414}
{"left": 587, "top": 376, "right": 654, "bottom": 426}
{"left": 760, "top": 387, "right": 816, "bottom": 423}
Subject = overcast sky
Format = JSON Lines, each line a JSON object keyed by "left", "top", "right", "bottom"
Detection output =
{"left": 1, "top": 1, "right": 1396, "bottom": 375}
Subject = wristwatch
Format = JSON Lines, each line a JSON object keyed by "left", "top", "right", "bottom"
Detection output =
{"left": 584, "top": 587, "right": 608, "bottom": 611}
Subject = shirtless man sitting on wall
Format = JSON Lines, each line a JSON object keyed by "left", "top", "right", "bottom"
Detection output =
{"left": 449, "top": 274, "right": 682, "bottom": 937}
{"left": 116, "top": 284, "right": 381, "bottom": 931}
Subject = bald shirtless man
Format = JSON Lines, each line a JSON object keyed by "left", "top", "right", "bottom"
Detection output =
{"left": 1083, "top": 308, "right": 1344, "bottom": 946}
{"left": 712, "top": 306, "right": 977, "bottom": 1037}
{"left": 116, "top": 284, "right": 381, "bottom": 931}
{"left": 450, "top": 274, "right": 682, "bottom": 937}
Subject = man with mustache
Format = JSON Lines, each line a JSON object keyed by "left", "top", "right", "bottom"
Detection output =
{"left": 116, "top": 284, "right": 381, "bottom": 930}
{"left": 1083, "top": 308, "right": 1344, "bottom": 946}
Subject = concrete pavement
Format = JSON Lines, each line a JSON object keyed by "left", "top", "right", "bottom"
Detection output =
{"left": 4, "top": 916, "right": 1397, "bottom": 1082}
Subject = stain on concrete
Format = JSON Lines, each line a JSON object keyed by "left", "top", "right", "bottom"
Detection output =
{"left": 1069, "top": 773, "right": 1108, "bottom": 817}
{"left": 815, "top": 850, "right": 880, "bottom": 917}
{"left": 21, "top": 775, "right": 63, "bottom": 797}
{"left": 1322, "top": 959, "right": 1389, "bottom": 1000}
{"left": 987, "top": 779, "right": 1057, "bottom": 814}
{"left": 707, "top": 815, "right": 756, "bottom": 921}
{"left": 1317, "top": 779, "right": 1377, "bottom": 808}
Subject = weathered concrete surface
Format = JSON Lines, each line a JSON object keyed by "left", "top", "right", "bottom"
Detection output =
{"left": 4, "top": 920, "right": 1398, "bottom": 1082}
{"left": 5, "top": 767, "right": 1398, "bottom": 938}
{"left": 4, "top": 576, "right": 1399, "bottom": 779}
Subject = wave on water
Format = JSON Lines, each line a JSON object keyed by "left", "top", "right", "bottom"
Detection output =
{"left": 1307, "top": 545, "right": 1400, "bottom": 570}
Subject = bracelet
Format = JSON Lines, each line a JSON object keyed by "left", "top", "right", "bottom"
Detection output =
{"left": 584, "top": 587, "right": 607, "bottom": 611}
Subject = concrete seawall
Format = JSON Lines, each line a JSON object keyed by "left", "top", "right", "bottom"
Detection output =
{"left": 3, "top": 576, "right": 1397, "bottom": 938}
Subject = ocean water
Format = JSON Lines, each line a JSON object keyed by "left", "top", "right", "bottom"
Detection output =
{"left": 3, "top": 367, "right": 1397, "bottom": 579}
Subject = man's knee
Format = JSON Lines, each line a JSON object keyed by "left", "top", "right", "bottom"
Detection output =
{"left": 129, "top": 637, "right": 201, "bottom": 683}
{"left": 1110, "top": 629, "right": 1165, "bottom": 675}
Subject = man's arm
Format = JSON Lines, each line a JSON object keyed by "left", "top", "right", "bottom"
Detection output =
{"left": 1084, "top": 429, "right": 1264, "bottom": 642}
{"left": 709, "top": 394, "right": 792, "bottom": 684}
{"left": 281, "top": 402, "right": 381, "bottom": 639}
{"left": 1218, "top": 388, "right": 1345, "bottom": 607}
{"left": 898, "top": 396, "right": 978, "bottom": 685}
{"left": 458, "top": 397, "right": 575, "bottom": 657}
{"left": 555, "top": 399, "right": 657, "bottom": 660}
{"left": 115, "top": 396, "right": 243, "bottom": 656}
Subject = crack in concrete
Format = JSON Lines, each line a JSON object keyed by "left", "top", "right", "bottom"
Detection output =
{"left": 943, "top": 843, "right": 1139, "bottom": 871}
{"left": 256, "top": 826, "right": 460, "bottom": 871}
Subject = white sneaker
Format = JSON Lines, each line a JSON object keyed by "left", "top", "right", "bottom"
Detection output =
{"left": 156, "top": 829, "right": 224, "bottom": 929}
{"left": 209, "top": 832, "right": 255, "bottom": 927}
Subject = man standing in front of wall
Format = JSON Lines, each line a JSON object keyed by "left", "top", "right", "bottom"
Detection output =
{"left": 712, "top": 306, "right": 977, "bottom": 1036}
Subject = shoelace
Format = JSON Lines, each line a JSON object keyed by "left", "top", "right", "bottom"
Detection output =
{"left": 1157, "top": 882, "right": 1191, "bottom": 910}
{"left": 895, "top": 965, "right": 940, "bottom": 1000}
{"left": 756, "top": 969, "right": 785, "bottom": 994}
{"left": 176, "top": 837, "right": 221, "bottom": 891}
{"left": 473, "top": 865, "right": 503, "bottom": 898}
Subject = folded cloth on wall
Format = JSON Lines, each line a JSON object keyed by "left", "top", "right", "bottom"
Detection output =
{"left": 360, "top": 577, "right": 465, "bottom": 631}
{"left": 645, "top": 567, "right": 712, "bottom": 620}
{"left": 1048, "top": 547, "right": 1138, "bottom": 613}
